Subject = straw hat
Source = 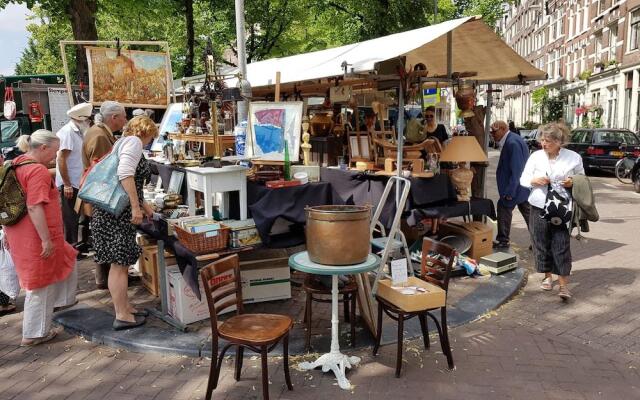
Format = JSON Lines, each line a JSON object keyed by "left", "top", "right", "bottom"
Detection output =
{"left": 66, "top": 102, "right": 93, "bottom": 121}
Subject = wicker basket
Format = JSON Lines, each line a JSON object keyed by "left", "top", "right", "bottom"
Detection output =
{"left": 173, "top": 223, "right": 230, "bottom": 254}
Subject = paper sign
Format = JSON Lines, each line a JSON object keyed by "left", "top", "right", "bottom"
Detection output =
{"left": 390, "top": 258, "right": 409, "bottom": 285}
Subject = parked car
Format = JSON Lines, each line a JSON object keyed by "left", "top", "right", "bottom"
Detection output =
{"left": 522, "top": 129, "right": 541, "bottom": 153}
{"left": 566, "top": 128, "right": 640, "bottom": 173}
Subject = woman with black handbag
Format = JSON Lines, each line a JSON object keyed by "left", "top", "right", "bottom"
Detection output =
{"left": 520, "top": 123, "right": 584, "bottom": 300}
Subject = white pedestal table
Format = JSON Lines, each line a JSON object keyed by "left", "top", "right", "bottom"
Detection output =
{"left": 288, "top": 251, "right": 380, "bottom": 390}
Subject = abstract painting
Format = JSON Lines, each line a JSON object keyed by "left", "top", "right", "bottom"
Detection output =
{"left": 86, "top": 47, "right": 170, "bottom": 109}
{"left": 247, "top": 102, "right": 303, "bottom": 161}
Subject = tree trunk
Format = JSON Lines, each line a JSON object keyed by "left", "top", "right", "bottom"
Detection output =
{"left": 67, "top": 0, "right": 98, "bottom": 84}
{"left": 184, "top": 0, "right": 195, "bottom": 77}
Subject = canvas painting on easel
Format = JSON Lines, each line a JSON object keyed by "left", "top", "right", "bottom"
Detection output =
{"left": 246, "top": 102, "right": 303, "bottom": 161}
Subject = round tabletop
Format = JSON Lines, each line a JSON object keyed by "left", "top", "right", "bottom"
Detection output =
{"left": 288, "top": 252, "right": 380, "bottom": 275}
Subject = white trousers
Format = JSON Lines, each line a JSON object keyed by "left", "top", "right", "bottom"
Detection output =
{"left": 22, "top": 264, "right": 77, "bottom": 339}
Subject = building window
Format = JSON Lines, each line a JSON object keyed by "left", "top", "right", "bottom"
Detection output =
{"left": 609, "top": 24, "right": 618, "bottom": 61}
{"left": 631, "top": 9, "right": 640, "bottom": 51}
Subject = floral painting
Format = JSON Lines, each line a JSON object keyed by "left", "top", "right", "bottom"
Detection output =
{"left": 86, "top": 47, "right": 170, "bottom": 109}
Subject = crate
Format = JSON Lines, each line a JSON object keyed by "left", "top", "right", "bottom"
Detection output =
{"left": 140, "top": 245, "right": 176, "bottom": 296}
{"left": 173, "top": 223, "right": 229, "bottom": 254}
{"left": 438, "top": 221, "right": 493, "bottom": 260}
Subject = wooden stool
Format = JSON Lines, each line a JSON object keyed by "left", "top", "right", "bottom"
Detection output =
{"left": 303, "top": 274, "right": 358, "bottom": 352}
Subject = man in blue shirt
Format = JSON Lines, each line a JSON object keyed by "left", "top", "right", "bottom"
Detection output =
{"left": 490, "top": 120, "right": 531, "bottom": 249}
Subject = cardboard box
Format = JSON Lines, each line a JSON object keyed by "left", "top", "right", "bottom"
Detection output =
{"left": 377, "top": 276, "right": 446, "bottom": 312}
{"left": 140, "top": 245, "right": 176, "bottom": 296}
{"left": 166, "top": 266, "right": 211, "bottom": 325}
{"left": 439, "top": 221, "right": 493, "bottom": 260}
{"left": 240, "top": 257, "right": 291, "bottom": 304}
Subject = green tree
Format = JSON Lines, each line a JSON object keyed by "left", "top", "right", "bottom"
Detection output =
{"left": 1, "top": 0, "right": 98, "bottom": 82}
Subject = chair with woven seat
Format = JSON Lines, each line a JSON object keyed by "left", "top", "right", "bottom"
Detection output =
{"left": 200, "top": 254, "right": 293, "bottom": 400}
{"left": 303, "top": 274, "right": 358, "bottom": 352}
{"left": 372, "top": 237, "right": 455, "bottom": 377}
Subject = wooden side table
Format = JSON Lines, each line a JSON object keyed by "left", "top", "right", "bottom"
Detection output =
{"left": 185, "top": 165, "right": 249, "bottom": 220}
{"left": 288, "top": 251, "right": 380, "bottom": 390}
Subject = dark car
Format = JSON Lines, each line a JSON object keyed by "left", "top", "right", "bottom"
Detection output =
{"left": 566, "top": 128, "right": 640, "bottom": 173}
{"left": 523, "top": 129, "right": 541, "bottom": 153}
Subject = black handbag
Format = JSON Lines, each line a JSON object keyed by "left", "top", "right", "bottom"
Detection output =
{"left": 540, "top": 183, "right": 572, "bottom": 226}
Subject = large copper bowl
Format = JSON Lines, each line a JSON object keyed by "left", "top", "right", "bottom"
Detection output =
{"left": 305, "top": 205, "right": 371, "bottom": 265}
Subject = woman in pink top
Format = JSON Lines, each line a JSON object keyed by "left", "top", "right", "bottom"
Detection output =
{"left": 4, "top": 129, "right": 77, "bottom": 346}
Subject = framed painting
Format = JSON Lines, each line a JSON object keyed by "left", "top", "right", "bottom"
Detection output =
{"left": 246, "top": 101, "right": 303, "bottom": 161}
{"left": 86, "top": 47, "right": 171, "bottom": 109}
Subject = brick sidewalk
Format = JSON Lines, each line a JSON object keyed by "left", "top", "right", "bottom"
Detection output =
{"left": 1, "top": 151, "right": 640, "bottom": 399}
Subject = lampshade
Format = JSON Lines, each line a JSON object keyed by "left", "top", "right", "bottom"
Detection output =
{"left": 439, "top": 136, "right": 488, "bottom": 163}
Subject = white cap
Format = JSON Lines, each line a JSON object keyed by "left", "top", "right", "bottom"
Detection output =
{"left": 132, "top": 108, "right": 145, "bottom": 117}
{"left": 66, "top": 102, "right": 93, "bottom": 121}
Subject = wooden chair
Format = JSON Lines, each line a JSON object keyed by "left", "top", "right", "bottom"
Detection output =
{"left": 200, "top": 254, "right": 293, "bottom": 400}
{"left": 303, "top": 274, "right": 358, "bottom": 352}
{"left": 372, "top": 237, "right": 455, "bottom": 377}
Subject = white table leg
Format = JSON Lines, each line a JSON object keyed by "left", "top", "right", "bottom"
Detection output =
{"left": 187, "top": 187, "right": 196, "bottom": 216}
{"left": 240, "top": 176, "right": 247, "bottom": 221}
{"left": 203, "top": 180, "right": 213, "bottom": 219}
{"left": 221, "top": 192, "right": 230, "bottom": 219}
{"left": 298, "top": 275, "right": 361, "bottom": 390}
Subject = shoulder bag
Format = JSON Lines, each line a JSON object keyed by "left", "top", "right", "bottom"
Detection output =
{"left": 78, "top": 139, "right": 129, "bottom": 217}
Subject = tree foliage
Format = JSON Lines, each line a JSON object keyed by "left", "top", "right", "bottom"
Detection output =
{"left": 5, "top": 0, "right": 507, "bottom": 79}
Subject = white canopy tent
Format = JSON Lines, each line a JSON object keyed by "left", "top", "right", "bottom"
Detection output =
{"left": 219, "top": 16, "right": 545, "bottom": 90}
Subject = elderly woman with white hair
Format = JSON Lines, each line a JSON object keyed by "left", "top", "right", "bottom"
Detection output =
{"left": 4, "top": 130, "right": 78, "bottom": 346}
{"left": 80, "top": 100, "right": 127, "bottom": 288}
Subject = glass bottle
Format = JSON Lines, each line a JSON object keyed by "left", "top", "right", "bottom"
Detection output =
{"left": 283, "top": 139, "right": 291, "bottom": 181}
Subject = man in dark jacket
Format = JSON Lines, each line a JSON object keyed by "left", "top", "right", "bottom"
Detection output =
{"left": 491, "top": 120, "right": 531, "bottom": 249}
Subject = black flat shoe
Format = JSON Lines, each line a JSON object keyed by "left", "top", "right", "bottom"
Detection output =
{"left": 113, "top": 316, "right": 146, "bottom": 331}
{"left": 132, "top": 309, "right": 149, "bottom": 317}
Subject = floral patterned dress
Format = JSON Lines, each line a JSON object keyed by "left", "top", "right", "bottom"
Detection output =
{"left": 90, "top": 157, "right": 151, "bottom": 266}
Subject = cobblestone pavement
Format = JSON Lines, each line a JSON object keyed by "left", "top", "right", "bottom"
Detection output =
{"left": 1, "top": 150, "right": 640, "bottom": 400}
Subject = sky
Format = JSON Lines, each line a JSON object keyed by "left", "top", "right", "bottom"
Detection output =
{"left": 0, "top": 3, "right": 32, "bottom": 76}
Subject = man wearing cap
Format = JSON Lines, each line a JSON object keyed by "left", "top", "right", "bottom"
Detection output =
{"left": 56, "top": 102, "right": 93, "bottom": 247}
{"left": 79, "top": 100, "right": 126, "bottom": 288}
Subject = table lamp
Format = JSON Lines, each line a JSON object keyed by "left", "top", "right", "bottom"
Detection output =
{"left": 439, "top": 135, "right": 488, "bottom": 201}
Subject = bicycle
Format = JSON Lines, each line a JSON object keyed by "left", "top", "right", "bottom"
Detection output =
{"left": 614, "top": 154, "right": 637, "bottom": 184}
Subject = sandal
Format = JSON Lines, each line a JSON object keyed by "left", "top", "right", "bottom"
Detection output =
{"left": 540, "top": 277, "right": 553, "bottom": 291}
{"left": 559, "top": 286, "right": 572, "bottom": 300}
{"left": 20, "top": 330, "right": 58, "bottom": 347}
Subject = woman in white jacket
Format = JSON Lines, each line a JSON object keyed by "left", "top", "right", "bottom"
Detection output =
{"left": 520, "top": 123, "right": 584, "bottom": 300}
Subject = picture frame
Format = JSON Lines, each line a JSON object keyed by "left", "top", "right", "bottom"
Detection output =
{"left": 86, "top": 47, "right": 171, "bottom": 109}
{"left": 246, "top": 101, "right": 303, "bottom": 161}
{"left": 348, "top": 135, "right": 371, "bottom": 160}
{"left": 168, "top": 171, "right": 184, "bottom": 194}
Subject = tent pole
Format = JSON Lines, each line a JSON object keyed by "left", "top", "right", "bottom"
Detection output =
{"left": 483, "top": 83, "right": 493, "bottom": 198}
{"left": 396, "top": 83, "right": 405, "bottom": 205}
{"left": 235, "top": 0, "right": 249, "bottom": 122}
{"left": 447, "top": 31, "right": 453, "bottom": 78}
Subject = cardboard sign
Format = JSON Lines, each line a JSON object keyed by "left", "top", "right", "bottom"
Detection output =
{"left": 390, "top": 258, "right": 409, "bottom": 285}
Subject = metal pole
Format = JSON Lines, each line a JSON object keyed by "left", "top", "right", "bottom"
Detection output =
{"left": 396, "top": 84, "right": 405, "bottom": 207}
{"left": 483, "top": 84, "right": 493, "bottom": 198}
{"left": 235, "top": 0, "right": 249, "bottom": 122}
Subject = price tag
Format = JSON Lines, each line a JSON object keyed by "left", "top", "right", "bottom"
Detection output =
{"left": 390, "top": 258, "right": 409, "bottom": 285}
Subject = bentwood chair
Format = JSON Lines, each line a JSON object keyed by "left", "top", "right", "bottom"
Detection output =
{"left": 303, "top": 274, "right": 358, "bottom": 352}
{"left": 200, "top": 254, "right": 293, "bottom": 400}
{"left": 372, "top": 237, "right": 455, "bottom": 377}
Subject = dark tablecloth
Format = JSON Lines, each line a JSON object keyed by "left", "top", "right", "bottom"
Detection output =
{"left": 247, "top": 181, "right": 333, "bottom": 247}
{"left": 319, "top": 167, "right": 456, "bottom": 228}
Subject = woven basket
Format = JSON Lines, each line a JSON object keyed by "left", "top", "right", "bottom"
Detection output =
{"left": 173, "top": 223, "right": 230, "bottom": 254}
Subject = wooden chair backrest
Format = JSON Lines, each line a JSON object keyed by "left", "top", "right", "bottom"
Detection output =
{"left": 200, "top": 254, "right": 243, "bottom": 338}
{"left": 420, "top": 237, "right": 455, "bottom": 291}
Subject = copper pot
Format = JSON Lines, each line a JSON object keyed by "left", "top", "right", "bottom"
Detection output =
{"left": 305, "top": 205, "right": 371, "bottom": 265}
{"left": 454, "top": 80, "right": 476, "bottom": 118}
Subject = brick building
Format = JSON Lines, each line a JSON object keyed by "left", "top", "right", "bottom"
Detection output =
{"left": 493, "top": 0, "right": 640, "bottom": 130}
